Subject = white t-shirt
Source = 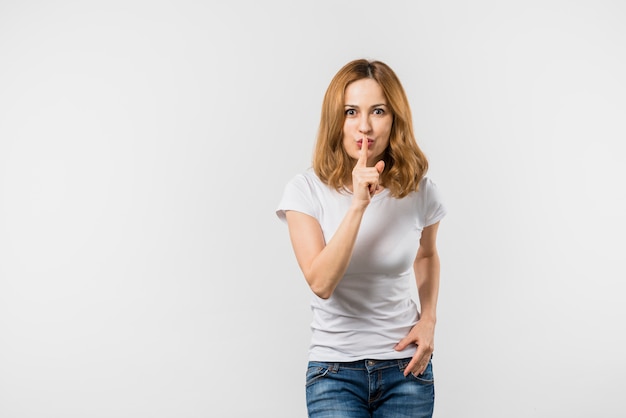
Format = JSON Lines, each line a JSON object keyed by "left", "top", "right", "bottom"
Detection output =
{"left": 276, "top": 168, "right": 447, "bottom": 362}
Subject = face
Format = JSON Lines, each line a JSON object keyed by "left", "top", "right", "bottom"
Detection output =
{"left": 342, "top": 78, "right": 393, "bottom": 166}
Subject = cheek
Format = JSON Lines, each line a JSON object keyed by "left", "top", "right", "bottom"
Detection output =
{"left": 342, "top": 138, "right": 349, "bottom": 152}
{"left": 379, "top": 120, "right": 393, "bottom": 139}
{"left": 342, "top": 121, "right": 356, "bottom": 143}
{"left": 345, "top": 139, "right": 358, "bottom": 154}
{"left": 342, "top": 138, "right": 359, "bottom": 159}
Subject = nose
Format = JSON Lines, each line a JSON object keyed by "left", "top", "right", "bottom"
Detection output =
{"left": 358, "top": 114, "right": 372, "bottom": 134}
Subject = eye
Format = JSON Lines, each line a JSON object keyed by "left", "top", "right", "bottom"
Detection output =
{"left": 373, "top": 108, "right": 385, "bottom": 115}
{"left": 345, "top": 108, "right": 357, "bottom": 116}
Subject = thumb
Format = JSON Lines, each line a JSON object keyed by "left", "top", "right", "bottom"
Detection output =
{"left": 375, "top": 160, "right": 385, "bottom": 174}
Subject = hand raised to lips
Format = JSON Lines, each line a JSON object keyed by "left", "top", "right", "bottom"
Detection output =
{"left": 352, "top": 135, "right": 385, "bottom": 203}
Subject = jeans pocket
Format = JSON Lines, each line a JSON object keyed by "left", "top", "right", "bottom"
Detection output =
{"left": 410, "top": 362, "right": 434, "bottom": 385}
{"left": 305, "top": 363, "right": 331, "bottom": 387}
{"left": 401, "top": 358, "right": 435, "bottom": 385}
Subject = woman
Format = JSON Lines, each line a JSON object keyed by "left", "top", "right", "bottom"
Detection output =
{"left": 276, "top": 59, "right": 447, "bottom": 418}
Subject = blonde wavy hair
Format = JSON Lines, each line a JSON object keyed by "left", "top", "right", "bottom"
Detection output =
{"left": 313, "top": 59, "right": 428, "bottom": 198}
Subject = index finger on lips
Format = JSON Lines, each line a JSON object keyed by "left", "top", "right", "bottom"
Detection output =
{"left": 356, "top": 135, "right": 368, "bottom": 167}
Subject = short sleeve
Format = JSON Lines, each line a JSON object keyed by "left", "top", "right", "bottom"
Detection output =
{"left": 275, "top": 173, "right": 320, "bottom": 223}
{"left": 420, "top": 177, "right": 447, "bottom": 227}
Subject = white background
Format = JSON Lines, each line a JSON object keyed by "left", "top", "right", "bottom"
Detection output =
{"left": 1, "top": 1, "right": 625, "bottom": 417}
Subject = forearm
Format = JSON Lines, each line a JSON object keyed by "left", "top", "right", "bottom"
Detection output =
{"left": 305, "top": 204, "right": 366, "bottom": 299}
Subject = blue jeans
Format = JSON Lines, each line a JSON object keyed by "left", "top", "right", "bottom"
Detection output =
{"left": 305, "top": 357, "right": 434, "bottom": 418}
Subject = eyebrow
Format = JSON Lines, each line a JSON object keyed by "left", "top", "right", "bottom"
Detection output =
{"left": 344, "top": 103, "right": 388, "bottom": 108}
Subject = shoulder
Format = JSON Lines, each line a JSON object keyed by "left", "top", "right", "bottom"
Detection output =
{"left": 418, "top": 176, "right": 439, "bottom": 190}
{"left": 277, "top": 169, "right": 329, "bottom": 222}
{"left": 285, "top": 168, "right": 321, "bottom": 186}
{"left": 284, "top": 168, "right": 335, "bottom": 198}
{"left": 417, "top": 176, "right": 445, "bottom": 199}
{"left": 402, "top": 176, "right": 440, "bottom": 200}
{"left": 416, "top": 176, "right": 447, "bottom": 225}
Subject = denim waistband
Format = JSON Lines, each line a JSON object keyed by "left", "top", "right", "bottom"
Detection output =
{"left": 308, "top": 357, "right": 413, "bottom": 373}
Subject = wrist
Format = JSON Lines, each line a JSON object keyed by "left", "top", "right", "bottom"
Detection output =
{"left": 419, "top": 314, "right": 437, "bottom": 325}
{"left": 349, "top": 200, "right": 369, "bottom": 212}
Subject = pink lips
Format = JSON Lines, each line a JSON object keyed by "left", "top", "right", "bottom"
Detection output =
{"left": 357, "top": 139, "right": 374, "bottom": 148}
